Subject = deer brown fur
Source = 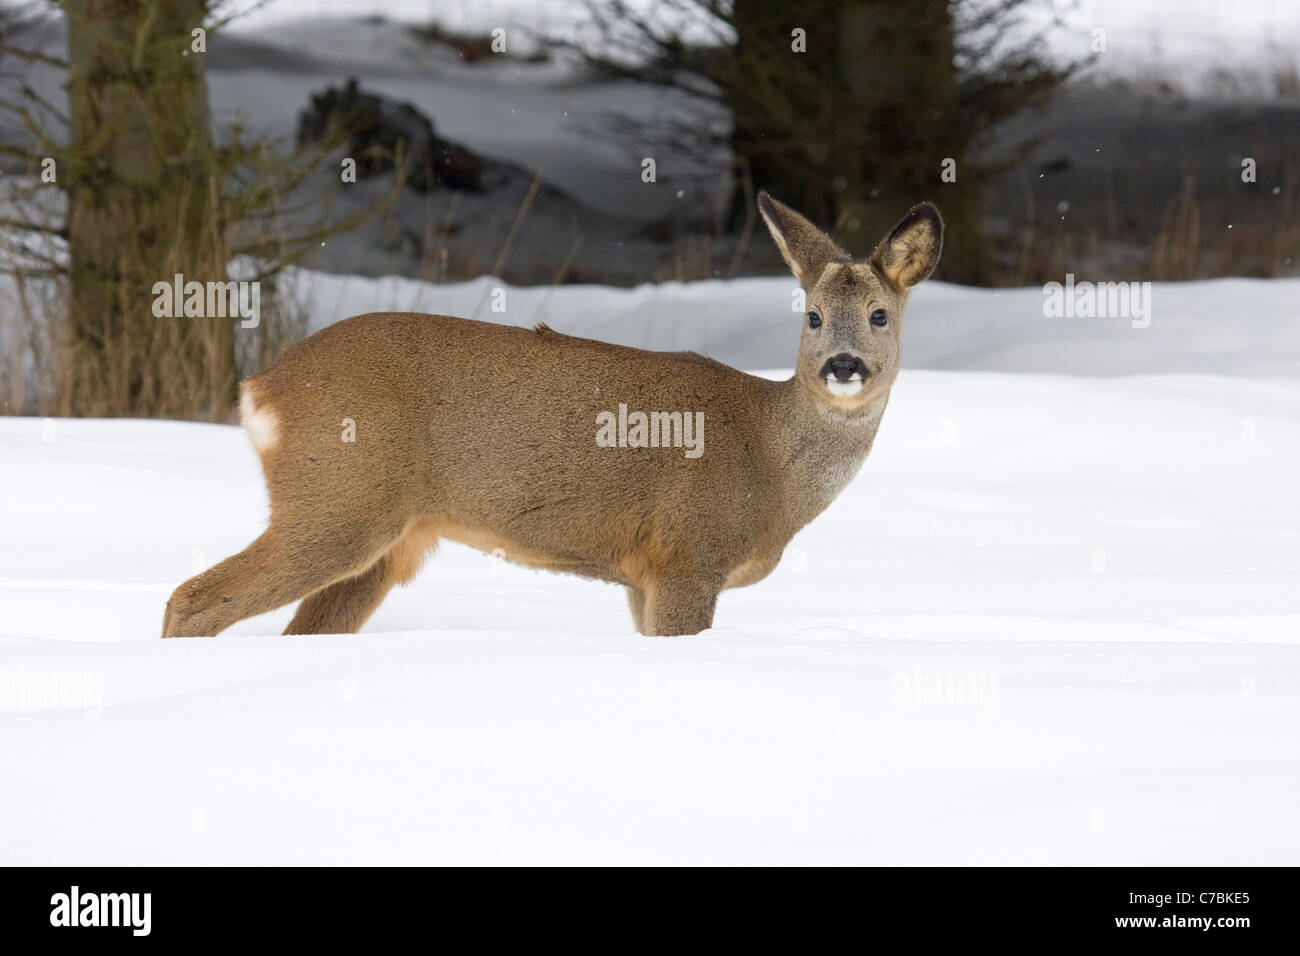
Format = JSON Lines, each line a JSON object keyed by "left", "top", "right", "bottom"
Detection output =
{"left": 161, "top": 193, "right": 942, "bottom": 638}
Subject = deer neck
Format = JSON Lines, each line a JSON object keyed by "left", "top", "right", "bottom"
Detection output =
{"left": 764, "top": 375, "right": 889, "bottom": 534}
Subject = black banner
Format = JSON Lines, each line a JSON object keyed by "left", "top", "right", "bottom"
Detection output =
{"left": 0, "top": 866, "right": 1290, "bottom": 944}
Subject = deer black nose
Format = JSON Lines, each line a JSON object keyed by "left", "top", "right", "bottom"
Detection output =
{"left": 826, "top": 353, "right": 867, "bottom": 381}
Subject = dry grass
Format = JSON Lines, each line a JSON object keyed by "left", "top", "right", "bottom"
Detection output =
{"left": 990, "top": 155, "right": 1300, "bottom": 286}
{"left": 1, "top": 170, "right": 311, "bottom": 419}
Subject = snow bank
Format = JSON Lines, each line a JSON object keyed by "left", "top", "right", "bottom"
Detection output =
{"left": 287, "top": 268, "right": 1300, "bottom": 378}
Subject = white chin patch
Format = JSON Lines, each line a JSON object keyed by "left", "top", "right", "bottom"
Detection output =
{"left": 825, "top": 375, "right": 864, "bottom": 397}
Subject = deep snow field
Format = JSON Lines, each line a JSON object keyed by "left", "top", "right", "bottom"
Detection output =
{"left": 2, "top": 274, "right": 1298, "bottom": 865}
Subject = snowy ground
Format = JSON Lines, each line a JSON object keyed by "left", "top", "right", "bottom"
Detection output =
{"left": 2, "top": 272, "right": 1299, "bottom": 862}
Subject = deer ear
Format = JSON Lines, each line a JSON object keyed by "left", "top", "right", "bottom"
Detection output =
{"left": 758, "top": 191, "right": 846, "bottom": 290}
{"left": 872, "top": 203, "right": 944, "bottom": 289}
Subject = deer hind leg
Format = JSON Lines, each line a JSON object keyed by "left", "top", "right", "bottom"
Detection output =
{"left": 283, "top": 520, "right": 439, "bottom": 635}
{"left": 161, "top": 517, "right": 405, "bottom": 639}
{"left": 639, "top": 573, "right": 721, "bottom": 637}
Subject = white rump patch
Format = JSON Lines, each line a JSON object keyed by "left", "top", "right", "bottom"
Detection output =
{"left": 825, "top": 375, "right": 864, "bottom": 397}
{"left": 240, "top": 384, "right": 279, "bottom": 453}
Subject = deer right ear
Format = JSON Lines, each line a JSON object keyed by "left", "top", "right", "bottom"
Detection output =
{"left": 758, "top": 191, "right": 846, "bottom": 290}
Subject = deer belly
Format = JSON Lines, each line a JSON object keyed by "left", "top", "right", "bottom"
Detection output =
{"left": 434, "top": 522, "right": 615, "bottom": 581}
{"left": 723, "top": 552, "right": 782, "bottom": 590}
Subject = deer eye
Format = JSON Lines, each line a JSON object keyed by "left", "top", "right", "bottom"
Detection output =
{"left": 870, "top": 308, "right": 888, "bottom": 327}
{"left": 808, "top": 311, "right": 822, "bottom": 329}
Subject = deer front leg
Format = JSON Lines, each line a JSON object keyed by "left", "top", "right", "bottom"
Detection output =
{"left": 640, "top": 573, "right": 720, "bottom": 636}
{"left": 626, "top": 586, "right": 647, "bottom": 633}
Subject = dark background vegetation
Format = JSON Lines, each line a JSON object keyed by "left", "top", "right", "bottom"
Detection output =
{"left": 1, "top": 0, "right": 1297, "bottom": 419}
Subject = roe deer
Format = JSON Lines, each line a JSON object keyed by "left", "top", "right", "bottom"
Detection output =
{"left": 161, "top": 193, "right": 942, "bottom": 638}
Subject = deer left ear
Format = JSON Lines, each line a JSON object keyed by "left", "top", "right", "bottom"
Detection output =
{"left": 872, "top": 203, "right": 943, "bottom": 289}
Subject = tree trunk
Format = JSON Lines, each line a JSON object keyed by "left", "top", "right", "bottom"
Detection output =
{"left": 64, "top": 0, "right": 236, "bottom": 418}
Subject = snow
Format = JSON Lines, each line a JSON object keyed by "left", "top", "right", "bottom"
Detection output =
{"left": 223, "top": 0, "right": 1300, "bottom": 98}
{"left": 3, "top": 270, "right": 1299, "bottom": 862}
{"left": 288, "top": 269, "right": 1300, "bottom": 377}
